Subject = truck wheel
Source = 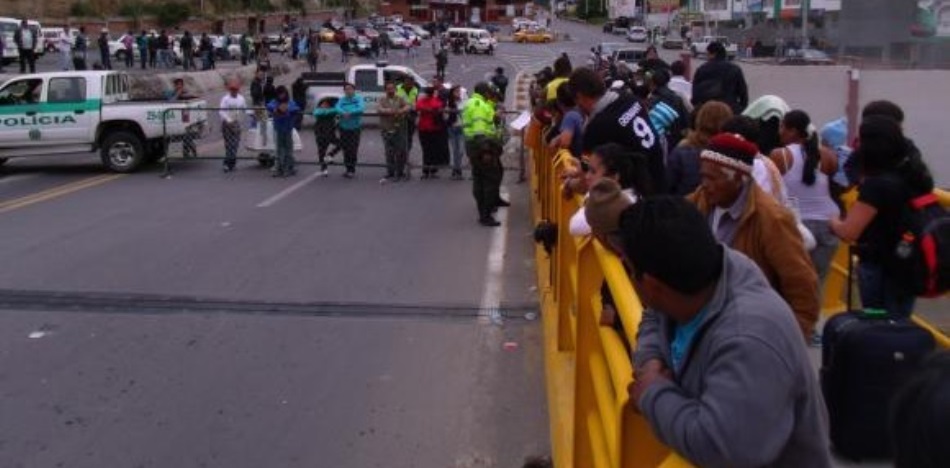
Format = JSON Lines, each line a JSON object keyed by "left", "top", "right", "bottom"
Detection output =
{"left": 100, "top": 131, "right": 145, "bottom": 173}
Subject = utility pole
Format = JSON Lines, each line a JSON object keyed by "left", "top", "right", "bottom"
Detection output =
{"left": 801, "top": 0, "right": 809, "bottom": 48}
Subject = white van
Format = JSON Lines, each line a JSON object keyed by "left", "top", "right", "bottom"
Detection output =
{"left": 445, "top": 27, "right": 496, "bottom": 55}
{"left": 0, "top": 18, "right": 20, "bottom": 64}
{"left": 42, "top": 27, "right": 65, "bottom": 53}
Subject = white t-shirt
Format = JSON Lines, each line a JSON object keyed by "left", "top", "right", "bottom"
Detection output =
{"left": 219, "top": 93, "right": 248, "bottom": 124}
{"left": 19, "top": 28, "right": 34, "bottom": 50}
{"left": 58, "top": 32, "right": 72, "bottom": 53}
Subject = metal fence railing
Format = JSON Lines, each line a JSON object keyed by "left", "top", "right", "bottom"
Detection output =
{"left": 159, "top": 107, "right": 529, "bottom": 181}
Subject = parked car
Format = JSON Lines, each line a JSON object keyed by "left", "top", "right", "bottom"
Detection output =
{"left": 514, "top": 28, "right": 553, "bottom": 43}
{"left": 690, "top": 35, "right": 738, "bottom": 59}
{"left": 627, "top": 26, "right": 648, "bottom": 43}
{"left": 779, "top": 48, "right": 835, "bottom": 65}
{"left": 612, "top": 47, "right": 648, "bottom": 70}
{"left": 404, "top": 24, "right": 431, "bottom": 39}
{"left": 661, "top": 35, "right": 685, "bottom": 50}
{"left": 602, "top": 16, "right": 630, "bottom": 34}
{"left": 358, "top": 26, "right": 380, "bottom": 40}
{"left": 386, "top": 31, "right": 408, "bottom": 49}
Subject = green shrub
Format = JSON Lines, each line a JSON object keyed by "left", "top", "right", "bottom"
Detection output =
{"left": 154, "top": 1, "right": 193, "bottom": 28}
{"left": 69, "top": 1, "right": 98, "bottom": 17}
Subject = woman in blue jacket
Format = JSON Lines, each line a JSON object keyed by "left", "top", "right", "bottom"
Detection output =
{"left": 334, "top": 83, "right": 365, "bottom": 178}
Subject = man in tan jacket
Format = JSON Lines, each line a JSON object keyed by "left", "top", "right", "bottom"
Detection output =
{"left": 687, "top": 133, "right": 819, "bottom": 340}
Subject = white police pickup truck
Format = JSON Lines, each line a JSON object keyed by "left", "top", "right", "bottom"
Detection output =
{"left": 0, "top": 71, "right": 207, "bottom": 172}
{"left": 303, "top": 62, "right": 428, "bottom": 114}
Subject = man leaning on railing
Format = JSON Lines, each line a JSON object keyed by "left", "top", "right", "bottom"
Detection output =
{"left": 619, "top": 196, "right": 833, "bottom": 468}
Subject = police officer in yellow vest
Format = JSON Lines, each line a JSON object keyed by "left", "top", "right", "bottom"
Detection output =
{"left": 464, "top": 82, "right": 508, "bottom": 227}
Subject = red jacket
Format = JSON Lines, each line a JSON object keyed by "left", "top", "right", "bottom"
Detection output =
{"left": 416, "top": 95, "right": 445, "bottom": 133}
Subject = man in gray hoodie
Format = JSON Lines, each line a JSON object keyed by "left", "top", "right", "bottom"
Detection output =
{"left": 619, "top": 196, "right": 832, "bottom": 468}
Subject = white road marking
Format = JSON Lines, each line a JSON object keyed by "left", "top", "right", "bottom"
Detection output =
{"left": 478, "top": 186, "right": 510, "bottom": 323}
{"left": 256, "top": 171, "right": 322, "bottom": 208}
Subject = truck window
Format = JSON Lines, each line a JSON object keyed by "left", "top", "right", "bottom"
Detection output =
{"left": 354, "top": 69, "right": 381, "bottom": 92}
{"left": 383, "top": 70, "right": 407, "bottom": 86}
{"left": 48, "top": 77, "right": 86, "bottom": 103}
{"left": 0, "top": 79, "right": 43, "bottom": 106}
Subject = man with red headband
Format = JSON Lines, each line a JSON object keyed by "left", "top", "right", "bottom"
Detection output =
{"left": 688, "top": 133, "right": 820, "bottom": 340}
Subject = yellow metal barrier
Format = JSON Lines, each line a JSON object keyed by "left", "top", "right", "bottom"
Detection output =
{"left": 527, "top": 116, "right": 948, "bottom": 468}
{"left": 528, "top": 120, "right": 693, "bottom": 468}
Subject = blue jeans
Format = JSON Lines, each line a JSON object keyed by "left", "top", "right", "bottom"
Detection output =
{"left": 448, "top": 126, "right": 464, "bottom": 172}
{"left": 222, "top": 122, "right": 241, "bottom": 168}
{"left": 274, "top": 130, "right": 294, "bottom": 174}
{"left": 858, "top": 261, "right": 916, "bottom": 317}
{"left": 804, "top": 219, "right": 839, "bottom": 286}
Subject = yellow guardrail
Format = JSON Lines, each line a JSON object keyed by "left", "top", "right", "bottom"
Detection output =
{"left": 525, "top": 118, "right": 950, "bottom": 468}
{"left": 527, "top": 120, "right": 693, "bottom": 468}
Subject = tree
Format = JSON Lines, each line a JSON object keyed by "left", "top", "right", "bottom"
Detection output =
{"left": 155, "top": 1, "right": 193, "bottom": 28}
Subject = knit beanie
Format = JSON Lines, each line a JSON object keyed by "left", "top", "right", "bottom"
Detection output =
{"left": 700, "top": 133, "right": 759, "bottom": 175}
{"left": 585, "top": 179, "right": 634, "bottom": 235}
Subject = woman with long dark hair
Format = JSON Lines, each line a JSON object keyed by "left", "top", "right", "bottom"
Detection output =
{"left": 830, "top": 115, "right": 935, "bottom": 317}
{"left": 770, "top": 109, "right": 839, "bottom": 284}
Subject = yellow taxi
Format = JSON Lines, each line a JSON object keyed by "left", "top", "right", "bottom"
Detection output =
{"left": 319, "top": 28, "right": 337, "bottom": 43}
{"left": 514, "top": 28, "right": 554, "bottom": 43}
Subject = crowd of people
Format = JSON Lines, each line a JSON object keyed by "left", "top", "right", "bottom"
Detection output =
{"left": 215, "top": 68, "right": 512, "bottom": 226}
{"left": 531, "top": 39, "right": 945, "bottom": 466}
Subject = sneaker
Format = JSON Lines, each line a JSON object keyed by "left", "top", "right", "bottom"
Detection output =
{"left": 222, "top": 165, "right": 233, "bottom": 173}
{"left": 318, "top": 169, "right": 329, "bottom": 177}
{"left": 495, "top": 198, "right": 511, "bottom": 208}
{"left": 479, "top": 216, "right": 501, "bottom": 227}
{"left": 343, "top": 172, "right": 354, "bottom": 179}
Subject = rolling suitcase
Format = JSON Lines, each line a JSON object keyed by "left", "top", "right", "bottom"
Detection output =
{"left": 821, "top": 308, "right": 936, "bottom": 460}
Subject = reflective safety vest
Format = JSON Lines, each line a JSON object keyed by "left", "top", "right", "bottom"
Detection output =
{"left": 462, "top": 93, "right": 496, "bottom": 139}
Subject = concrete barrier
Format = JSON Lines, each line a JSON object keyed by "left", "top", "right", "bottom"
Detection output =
{"left": 0, "top": 60, "right": 302, "bottom": 100}
{"left": 129, "top": 60, "right": 302, "bottom": 100}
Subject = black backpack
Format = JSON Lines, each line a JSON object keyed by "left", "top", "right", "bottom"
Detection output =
{"left": 492, "top": 74, "right": 508, "bottom": 90}
{"left": 896, "top": 192, "right": 950, "bottom": 297}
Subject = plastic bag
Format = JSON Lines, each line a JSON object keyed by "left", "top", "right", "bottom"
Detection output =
{"left": 244, "top": 119, "right": 303, "bottom": 152}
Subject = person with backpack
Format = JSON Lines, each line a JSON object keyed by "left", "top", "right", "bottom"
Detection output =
{"left": 830, "top": 115, "right": 938, "bottom": 317}
{"left": 490, "top": 67, "right": 508, "bottom": 102}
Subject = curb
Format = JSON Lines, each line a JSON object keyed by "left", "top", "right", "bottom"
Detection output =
{"left": 513, "top": 70, "right": 536, "bottom": 110}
